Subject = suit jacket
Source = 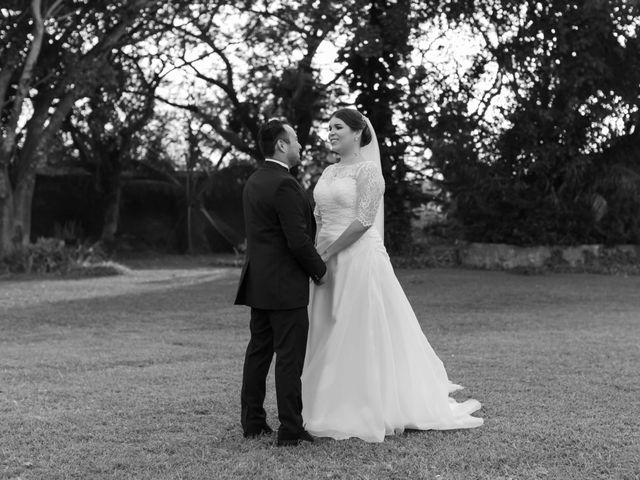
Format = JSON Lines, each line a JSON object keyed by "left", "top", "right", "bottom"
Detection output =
{"left": 234, "top": 162, "right": 326, "bottom": 310}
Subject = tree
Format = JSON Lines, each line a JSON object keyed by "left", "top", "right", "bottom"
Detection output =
{"left": 415, "top": 0, "right": 640, "bottom": 245}
{"left": 65, "top": 52, "right": 163, "bottom": 248}
{"left": 1, "top": 0, "right": 62, "bottom": 252}
{"left": 130, "top": 110, "right": 245, "bottom": 254}
{"left": 338, "top": 0, "right": 419, "bottom": 253}
{"left": 155, "top": 0, "right": 355, "bottom": 161}
{"left": 0, "top": 0, "right": 183, "bottom": 255}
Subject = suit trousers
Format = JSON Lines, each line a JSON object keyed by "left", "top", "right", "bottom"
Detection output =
{"left": 240, "top": 306, "right": 309, "bottom": 436}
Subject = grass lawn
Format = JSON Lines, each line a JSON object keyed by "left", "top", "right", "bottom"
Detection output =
{"left": 1, "top": 266, "right": 639, "bottom": 479}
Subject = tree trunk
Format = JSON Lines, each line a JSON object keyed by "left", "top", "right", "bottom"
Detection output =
{"left": 12, "top": 175, "right": 36, "bottom": 246}
{"left": 187, "top": 205, "right": 193, "bottom": 254}
{"left": 0, "top": 1, "right": 45, "bottom": 257}
{"left": 0, "top": 168, "right": 14, "bottom": 255}
{"left": 100, "top": 184, "right": 122, "bottom": 245}
{"left": 186, "top": 172, "right": 193, "bottom": 254}
{"left": 10, "top": 89, "right": 78, "bottom": 247}
{"left": 99, "top": 153, "right": 123, "bottom": 246}
{"left": 1, "top": 0, "right": 45, "bottom": 165}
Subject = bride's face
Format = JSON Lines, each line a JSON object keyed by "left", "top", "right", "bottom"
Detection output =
{"left": 328, "top": 117, "right": 360, "bottom": 157}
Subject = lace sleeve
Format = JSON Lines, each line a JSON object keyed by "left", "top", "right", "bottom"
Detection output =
{"left": 355, "top": 162, "right": 385, "bottom": 227}
{"left": 313, "top": 202, "right": 321, "bottom": 232}
{"left": 312, "top": 172, "right": 324, "bottom": 228}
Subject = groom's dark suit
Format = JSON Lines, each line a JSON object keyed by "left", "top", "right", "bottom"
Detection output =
{"left": 235, "top": 161, "right": 326, "bottom": 441}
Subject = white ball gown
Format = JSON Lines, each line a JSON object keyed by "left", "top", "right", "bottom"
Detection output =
{"left": 301, "top": 160, "right": 483, "bottom": 443}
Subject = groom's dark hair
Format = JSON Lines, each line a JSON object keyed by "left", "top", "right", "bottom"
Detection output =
{"left": 258, "top": 118, "right": 290, "bottom": 157}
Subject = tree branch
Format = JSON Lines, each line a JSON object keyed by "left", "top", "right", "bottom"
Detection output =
{"left": 1, "top": 0, "right": 45, "bottom": 162}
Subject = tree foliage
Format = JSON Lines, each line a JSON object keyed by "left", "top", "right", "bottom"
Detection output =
{"left": 338, "top": 0, "right": 419, "bottom": 252}
{"left": 419, "top": 0, "right": 640, "bottom": 245}
{"left": 3, "top": 0, "right": 640, "bottom": 255}
{"left": 64, "top": 51, "right": 163, "bottom": 246}
{"left": 0, "top": 0, "right": 184, "bottom": 254}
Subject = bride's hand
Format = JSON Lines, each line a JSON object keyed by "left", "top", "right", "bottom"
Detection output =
{"left": 316, "top": 239, "right": 332, "bottom": 259}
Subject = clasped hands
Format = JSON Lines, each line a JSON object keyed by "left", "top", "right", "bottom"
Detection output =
{"left": 313, "top": 245, "right": 331, "bottom": 286}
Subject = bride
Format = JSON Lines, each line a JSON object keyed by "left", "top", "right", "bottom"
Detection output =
{"left": 301, "top": 108, "right": 483, "bottom": 442}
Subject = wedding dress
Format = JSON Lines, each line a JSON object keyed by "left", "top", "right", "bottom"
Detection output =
{"left": 301, "top": 124, "right": 483, "bottom": 442}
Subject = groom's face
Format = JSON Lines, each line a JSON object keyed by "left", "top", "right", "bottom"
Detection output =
{"left": 282, "top": 125, "right": 302, "bottom": 167}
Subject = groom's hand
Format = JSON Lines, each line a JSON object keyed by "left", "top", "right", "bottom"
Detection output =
{"left": 314, "top": 269, "right": 327, "bottom": 285}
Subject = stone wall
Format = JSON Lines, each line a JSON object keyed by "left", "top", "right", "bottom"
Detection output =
{"left": 458, "top": 243, "right": 640, "bottom": 271}
{"left": 391, "top": 241, "right": 640, "bottom": 273}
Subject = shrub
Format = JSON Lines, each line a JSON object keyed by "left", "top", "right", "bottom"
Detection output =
{"left": 66, "top": 261, "right": 130, "bottom": 278}
{"left": 1, "top": 238, "right": 110, "bottom": 275}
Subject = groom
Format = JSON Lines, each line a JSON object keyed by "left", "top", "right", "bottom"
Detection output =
{"left": 235, "top": 118, "right": 326, "bottom": 447}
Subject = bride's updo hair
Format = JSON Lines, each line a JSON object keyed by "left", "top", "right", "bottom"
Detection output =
{"left": 331, "top": 108, "right": 372, "bottom": 147}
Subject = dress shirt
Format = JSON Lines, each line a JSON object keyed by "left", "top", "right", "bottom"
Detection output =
{"left": 265, "top": 158, "right": 290, "bottom": 170}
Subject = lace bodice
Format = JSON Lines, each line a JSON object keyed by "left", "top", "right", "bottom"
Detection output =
{"left": 313, "top": 161, "right": 385, "bottom": 233}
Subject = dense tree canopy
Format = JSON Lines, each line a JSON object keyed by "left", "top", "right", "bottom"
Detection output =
{"left": 419, "top": 0, "right": 640, "bottom": 244}
{"left": 0, "top": 0, "right": 186, "bottom": 253}
{"left": 1, "top": 0, "right": 639, "bottom": 256}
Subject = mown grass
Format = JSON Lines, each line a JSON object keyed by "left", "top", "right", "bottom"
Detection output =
{"left": 1, "top": 267, "right": 639, "bottom": 479}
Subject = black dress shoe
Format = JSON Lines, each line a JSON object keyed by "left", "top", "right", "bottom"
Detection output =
{"left": 276, "top": 429, "right": 315, "bottom": 447}
{"left": 243, "top": 424, "right": 274, "bottom": 439}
